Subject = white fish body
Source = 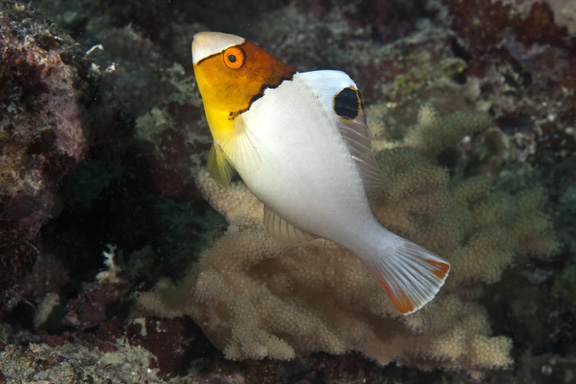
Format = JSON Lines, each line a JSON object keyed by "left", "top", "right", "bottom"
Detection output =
{"left": 240, "top": 72, "right": 383, "bottom": 251}
{"left": 192, "top": 32, "right": 450, "bottom": 314}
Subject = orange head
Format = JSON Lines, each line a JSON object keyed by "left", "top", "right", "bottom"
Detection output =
{"left": 192, "top": 32, "right": 296, "bottom": 115}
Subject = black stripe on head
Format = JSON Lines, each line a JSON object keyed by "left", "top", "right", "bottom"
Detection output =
{"left": 229, "top": 73, "right": 295, "bottom": 120}
{"left": 334, "top": 87, "right": 360, "bottom": 120}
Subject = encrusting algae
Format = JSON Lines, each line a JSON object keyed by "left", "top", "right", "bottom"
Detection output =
{"left": 138, "top": 106, "right": 558, "bottom": 378}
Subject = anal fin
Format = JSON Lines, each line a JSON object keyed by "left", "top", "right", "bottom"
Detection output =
{"left": 263, "top": 206, "right": 317, "bottom": 245}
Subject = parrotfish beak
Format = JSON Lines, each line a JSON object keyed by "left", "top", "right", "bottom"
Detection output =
{"left": 192, "top": 32, "right": 245, "bottom": 65}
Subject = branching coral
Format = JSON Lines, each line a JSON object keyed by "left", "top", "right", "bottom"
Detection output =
{"left": 139, "top": 107, "right": 557, "bottom": 378}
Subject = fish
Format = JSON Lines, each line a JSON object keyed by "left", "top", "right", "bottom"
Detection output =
{"left": 191, "top": 32, "right": 450, "bottom": 315}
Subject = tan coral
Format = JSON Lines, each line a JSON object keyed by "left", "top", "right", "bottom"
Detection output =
{"left": 404, "top": 105, "right": 492, "bottom": 157}
{"left": 139, "top": 108, "right": 557, "bottom": 376}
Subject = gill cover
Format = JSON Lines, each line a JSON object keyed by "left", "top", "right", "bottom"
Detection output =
{"left": 192, "top": 32, "right": 296, "bottom": 185}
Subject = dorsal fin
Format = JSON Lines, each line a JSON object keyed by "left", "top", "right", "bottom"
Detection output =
{"left": 263, "top": 206, "right": 317, "bottom": 245}
{"left": 336, "top": 103, "right": 385, "bottom": 204}
{"left": 299, "top": 70, "right": 385, "bottom": 204}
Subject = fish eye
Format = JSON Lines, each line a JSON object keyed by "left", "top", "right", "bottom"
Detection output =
{"left": 223, "top": 46, "right": 245, "bottom": 69}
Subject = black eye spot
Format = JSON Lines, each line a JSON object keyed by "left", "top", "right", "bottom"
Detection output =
{"left": 228, "top": 54, "right": 237, "bottom": 63}
{"left": 334, "top": 87, "right": 360, "bottom": 120}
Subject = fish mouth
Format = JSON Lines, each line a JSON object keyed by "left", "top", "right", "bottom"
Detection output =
{"left": 191, "top": 32, "right": 245, "bottom": 65}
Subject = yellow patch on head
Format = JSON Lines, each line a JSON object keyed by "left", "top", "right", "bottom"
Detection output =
{"left": 193, "top": 40, "right": 295, "bottom": 115}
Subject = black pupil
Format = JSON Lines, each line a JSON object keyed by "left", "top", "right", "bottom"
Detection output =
{"left": 228, "top": 54, "right": 237, "bottom": 63}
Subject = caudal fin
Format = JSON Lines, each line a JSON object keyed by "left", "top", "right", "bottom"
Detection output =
{"left": 365, "top": 239, "right": 450, "bottom": 315}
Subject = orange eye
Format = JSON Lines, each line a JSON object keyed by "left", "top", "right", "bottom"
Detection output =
{"left": 223, "top": 46, "right": 245, "bottom": 69}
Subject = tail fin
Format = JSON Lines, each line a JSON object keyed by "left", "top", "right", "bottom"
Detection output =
{"left": 365, "top": 239, "right": 450, "bottom": 315}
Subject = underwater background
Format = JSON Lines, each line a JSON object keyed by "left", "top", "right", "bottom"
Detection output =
{"left": 0, "top": 0, "right": 575, "bottom": 382}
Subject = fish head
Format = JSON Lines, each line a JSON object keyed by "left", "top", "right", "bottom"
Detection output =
{"left": 192, "top": 32, "right": 295, "bottom": 113}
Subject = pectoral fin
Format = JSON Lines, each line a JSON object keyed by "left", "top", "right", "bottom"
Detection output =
{"left": 263, "top": 206, "right": 317, "bottom": 245}
{"left": 227, "top": 115, "right": 264, "bottom": 177}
